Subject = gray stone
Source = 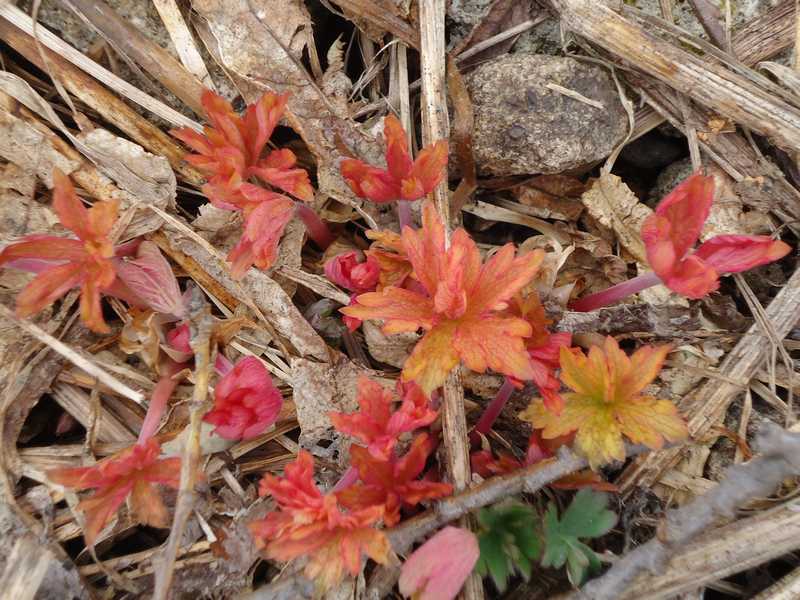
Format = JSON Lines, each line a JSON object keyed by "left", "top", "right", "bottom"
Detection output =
{"left": 465, "top": 54, "right": 629, "bottom": 176}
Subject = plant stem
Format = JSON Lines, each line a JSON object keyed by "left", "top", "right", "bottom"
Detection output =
{"left": 471, "top": 377, "right": 515, "bottom": 441}
{"left": 397, "top": 199, "right": 414, "bottom": 230}
{"left": 332, "top": 466, "right": 359, "bottom": 492}
{"left": 569, "top": 271, "right": 662, "bottom": 312}
{"left": 138, "top": 359, "right": 185, "bottom": 444}
{"left": 296, "top": 204, "right": 334, "bottom": 249}
{"left": 215, "top": 353, "right": 233, "bottom": 376}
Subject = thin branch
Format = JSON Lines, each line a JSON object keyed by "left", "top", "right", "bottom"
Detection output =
{"left": 0, "top": 304, "right": 144, "bottom": 404}
{"left": 572, "top": 424, "right": 800, "bottom": 600}
{"left": 152, "top": 289, "right": 214, "bottom": 600}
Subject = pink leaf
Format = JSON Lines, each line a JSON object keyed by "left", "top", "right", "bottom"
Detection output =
{"left": 115, "top": 241, "right": 186, "bottom": 318}
{"left": 399, "top": 526, "right": 479, "bottom": 600}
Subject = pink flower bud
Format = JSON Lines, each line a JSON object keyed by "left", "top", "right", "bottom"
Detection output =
{"left": 324, "top": 251, "right": 380, "bottom": 293}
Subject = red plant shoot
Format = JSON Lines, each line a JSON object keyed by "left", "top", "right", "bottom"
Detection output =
{"left": 329, "top": 376, "right": 436, "bottom": 461}
{"left": 572, "top": 173, "right": 791, "bottom": 311}
{"left": 171, "top": 90, "right": 332, "bottom": 278}
{"left": 0, "top": 169, "right": 142, "bottom": 333}
{"left": 337, "top": 433, "right": 452, "bottom": 526}
{"left": 249, "top": 450, "right": 389, "bottom": 591}
{"left": 48, "top": 438, "right": 181, "bottom": 546}
{"left": 343, "top": 202, "right": 544, "bottom": 394}
{"left": 341, "top": 114, "right": 448, "bottom": 228}
{"left": 203, "top": 356, "right": 283, "bottom": 440}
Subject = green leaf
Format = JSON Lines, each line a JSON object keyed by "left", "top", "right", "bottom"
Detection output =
{"left": 559, "top": 490, "right": 617, "bottom": 538}
{"left": 476, "top": 502, "right": 542, "bottom": 592}
{"left": 478, "top": 532, "right": 509, "bottom": 591}
{"left": 541, "top": 490, "right": 617, "bottom": 586}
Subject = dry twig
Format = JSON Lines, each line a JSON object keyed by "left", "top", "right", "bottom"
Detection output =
{"left": 572, "top": 424, "right": 800, "bottom": 599}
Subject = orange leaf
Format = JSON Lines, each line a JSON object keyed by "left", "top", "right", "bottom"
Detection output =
{"left": 0, "top": 170, "right": 122, "bottom": 333}
{"left": 344, "top": 202, "right": 543, "bottom": 394}
{"left": 519, "top": 336, "right": 687, "bottom": 469}
{"left": 340, "top": 115, "right": 448, "bottom": 204}
{"left": 251, "top": 450, "right": 389, "bottom": 592}
{"left": 338, "top": 433, "right": 452, "bottom": 526}
{"left": 328, "top": 376, "right": 436, "bottom": 460}
{"left": 47, "top": 439, "right": 181, "bottom": 546}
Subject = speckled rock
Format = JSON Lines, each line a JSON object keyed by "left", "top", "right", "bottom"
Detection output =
{"left": 465, "top": 54, "right": 629, "bottom": 176}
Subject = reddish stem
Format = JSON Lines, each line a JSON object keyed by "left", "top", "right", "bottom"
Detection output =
{"left": 332, "top": 466, "right": 359, "bottom": 492}
{"left": 569, "top": 271, "right": 662, "bottom": 312}
{"left": 138, "top": 359, "right": 185, "bottom": 443}
{"left": 215, "top": 353, "right": 234, "bottom": 376}
{"left": 397, "top": 200, "right": 414, "bottom": 230}
{"left": 296, "top": 204, "right": 334, "bottom": 250}
{"left": 471, "top": 377, "right": 516, "bottom": 443}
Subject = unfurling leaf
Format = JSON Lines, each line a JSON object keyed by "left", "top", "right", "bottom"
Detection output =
{"left": 541, "top": 489, "right": 616, "bottom": 585}
{"left": 341, "top": 114, "right": 448, "bottom": 203}
{"left": 519, "top": 336, "right": 688, "bottom": 469}
{"left": 324, "top": 250, "right": 380, "bottom": 293}
{"left": 115, "top": 241, "right": 185, "bottom": 318}
{"left": 399, "top": 526, "right": 479, "bottom": 600}
{"left": 343, "top": 202, "right": 544, "bottom": 394}
{"left": 641, "top": 172, "right": 790, "bottom": 298}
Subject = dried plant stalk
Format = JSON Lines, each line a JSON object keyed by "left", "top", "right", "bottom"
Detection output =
{"left": 551, "top": 0, "right": 800, "bottom": 151}
{"left": 57, "top": 0, "right": 206, "bottom": 114}
{"left": 618, "top": 265, "right": 800, "bottom": 491}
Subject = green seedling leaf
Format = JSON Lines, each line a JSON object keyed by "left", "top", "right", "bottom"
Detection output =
{"left": 475, "top": 502, "right": 542, "bottom": 592}
{"left": 541, "top": 489, "right": 616, "bottom": 585}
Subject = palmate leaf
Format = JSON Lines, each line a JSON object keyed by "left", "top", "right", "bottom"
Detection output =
{"left": 541, "top": 489, "right": 617, "bottom": 585}
{"left": 475, "top": 502, "right": 542, "bottom": 592}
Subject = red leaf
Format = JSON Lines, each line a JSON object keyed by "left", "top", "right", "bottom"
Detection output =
{"left": 340, "top": 115, "right": 448, "bottom": 204}
{"left": 641, "top": 173, "right": 790, "bottom": 299}
{"left": 694, "top": 234, "right": 791, "bottom": 274}
{"left": 0, "top": 169, "right": 122, "bottom": 333}
{"left": 337, "top": 433, "right": 452, "bottom": 526}
{"left": 329, "top": 376, "right": 437, "bottom": 460}
{"left": 47, "top": 439, "right": 181, "bottom": 545}
{"left": 251, "top": 450, "right": 389, "bottom": 591}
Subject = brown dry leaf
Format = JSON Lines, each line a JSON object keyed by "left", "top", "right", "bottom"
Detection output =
{"left": 513, "top": 175, "right": 586, "bottom": 221}
{"left": 191, "top": 0, "right": 383, "bottom": 209}
{"left": 320, "top": 37, "right": 352, "bottom": 110}
{"left": 560, "top": 249, "right": 628, "bottom": 296}
{"left": 78, "top": 129, "right": 175, "bottom": 236}
{"left": 452, "top": 0, "right": 533, "bottom": 67}
{"left": 362, "top": 320, "right": 419, "bottom": 368}
{"left": 332, "top": 0, "right": 418, "bottom": 46}
{"left": 0, "top": 163, "right": 57, "bottom": 241}
{"left": 580, "top": 173, "right": 652, "bottom": 264}
{"left": 702, "top": 164, "right": 745, "bottom": 239}
{"left": 0, "top": 109, "right": 81, "bottom": 183}
{"left": 291, "top": 353, "right": 386, "bottom": 449}
{"left": 156, "top": 226, "right": 329, "bottom": 361}
{"left": 0, "top": 73, "right": 173, "bottom": 237}
{"left": 447, "top": 56, "right": 477, "bottom": 212}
